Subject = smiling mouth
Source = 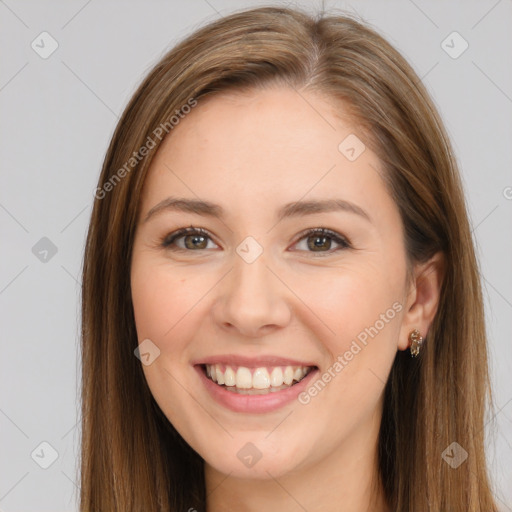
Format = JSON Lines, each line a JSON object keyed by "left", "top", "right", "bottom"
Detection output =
{"left": 202, "top": 363, "right": 315, "bottom": 395}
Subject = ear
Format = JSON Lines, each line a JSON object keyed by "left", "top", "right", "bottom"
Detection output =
{"left": 397, "top": 251, "right": 445, "bottom": 351}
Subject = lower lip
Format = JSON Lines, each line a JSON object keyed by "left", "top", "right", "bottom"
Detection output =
{"left": 194, "top": 365, "right": 318, "bottom": 413}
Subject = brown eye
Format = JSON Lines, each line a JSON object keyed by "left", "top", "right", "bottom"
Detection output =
{"left": 183, "top": 233, "right": 209, "bottom": 249}
{"left": 307, "top": 234, "right": 334, "bottom": 251}
{"left": 292, "top": 228, "right": 350, "bottom": 254}
{"left": 162, "top": 227, "right": 217, "bottom": 251}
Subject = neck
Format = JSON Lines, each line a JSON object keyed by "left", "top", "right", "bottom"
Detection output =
{"left": 204, "top": 407, "right": 389, "bottom": 512}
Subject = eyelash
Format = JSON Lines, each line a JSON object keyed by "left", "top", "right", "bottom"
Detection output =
{"left": 160, "top": 226, "right": 351, "bottom": 255}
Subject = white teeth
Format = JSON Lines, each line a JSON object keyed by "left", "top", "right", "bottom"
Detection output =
{"left": 293, "top": 368, "right": 303, "bottom": 382}
{"left": 283, "top": 366, "right": 294, "bottom": 386}
{"left": 224, "top": 365, "right": 236, "bottom": 387}
{"left": 215, "top": 367, "right": 225, "bottom": 385}
{"left": 236, "top": 367, "right": 253, "bottom": 389}
{"left": 205, "top": 363, "right": 312, "bottom": 391}
{"left": 270, "top": 367, "right": 283, "bottom": 387}
{"left": 252, "top": 368, "right": 270, "bottom": 389}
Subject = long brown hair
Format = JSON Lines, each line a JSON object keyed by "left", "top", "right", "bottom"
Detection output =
{"left": 80, "top": 6, "right": 497, "bottom": 511}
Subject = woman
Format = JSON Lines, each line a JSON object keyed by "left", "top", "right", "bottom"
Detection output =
{"left": 81, "top": 6, "right": 498, "bottom": 511}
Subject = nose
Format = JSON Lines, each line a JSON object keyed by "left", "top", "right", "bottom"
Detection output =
{"left": 212, "top": 251, "right": 292, "bottom": 338}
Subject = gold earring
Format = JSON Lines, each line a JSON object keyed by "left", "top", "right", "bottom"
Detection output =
{"left": 409, "top": 329, "right": 424, "bottom": 357}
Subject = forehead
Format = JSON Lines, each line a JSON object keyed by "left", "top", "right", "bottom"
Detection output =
{"left": 159, "top": 87, "right": 361, "bottom": 176}
{"left": 141, "top": 87, "right": 393, "bottom": 225}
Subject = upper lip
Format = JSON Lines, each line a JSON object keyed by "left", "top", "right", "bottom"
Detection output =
{"left": 192, "top": 354, "right": 317, "bottom": 368}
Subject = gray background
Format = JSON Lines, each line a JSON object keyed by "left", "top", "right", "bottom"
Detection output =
{"left": 1, "top": 0, "right": 511, "bottom": 510}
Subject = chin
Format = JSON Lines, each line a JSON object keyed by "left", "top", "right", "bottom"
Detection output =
{"left": 196, "top": 432, "right": 308, "bottom": 480}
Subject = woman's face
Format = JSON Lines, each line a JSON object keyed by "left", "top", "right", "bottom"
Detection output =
{"left": 131, "top": 87, "right": 411, "bottom": 479}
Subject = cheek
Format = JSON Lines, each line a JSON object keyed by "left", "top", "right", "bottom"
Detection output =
{"left": 291, "top": 261, "right": 403, "bottom": 409}
{"left": 289, "top": 261, "right": 402, "bottom": 351}
{"left": 131, "top": 262, "right": 202, "bottom": 349}
{"left": 131, "top": 270, "right": 176, "bottom": 343}
{"left": 130, "top": 261, "right": 209, "bottom": 436}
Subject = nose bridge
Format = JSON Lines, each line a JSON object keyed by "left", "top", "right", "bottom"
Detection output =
{"left": 213, "top": 247, "right": 291, "bottom": 337}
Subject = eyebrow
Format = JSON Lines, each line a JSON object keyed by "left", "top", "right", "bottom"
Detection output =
{"left": 144, "top": 196, "right": 372, "bottom": 224}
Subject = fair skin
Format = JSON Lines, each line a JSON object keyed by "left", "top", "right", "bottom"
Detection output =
{"left": 130, "top": 87, "right": 443, "bottom": 511}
